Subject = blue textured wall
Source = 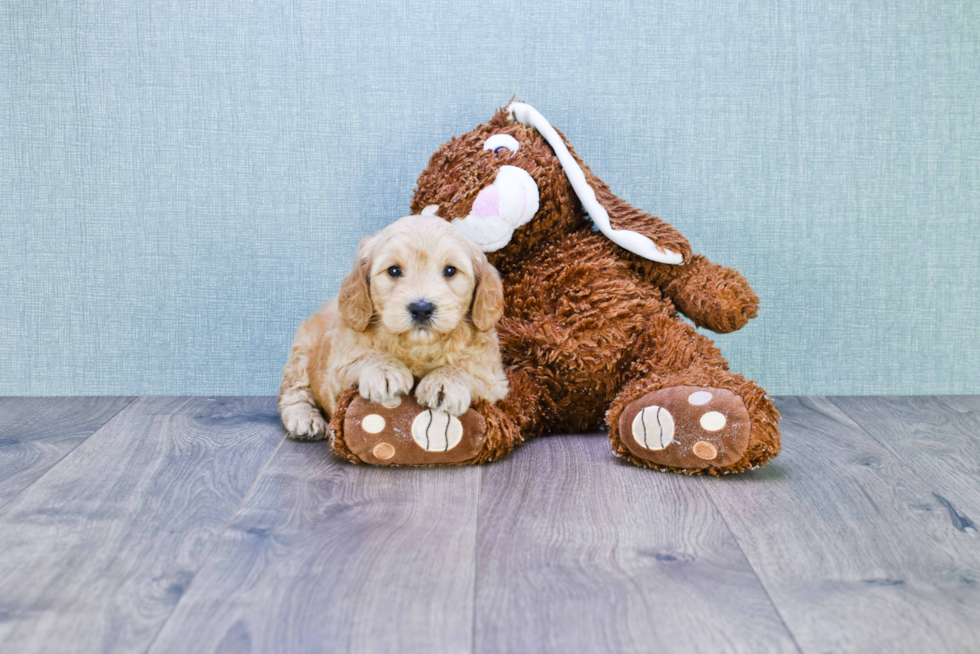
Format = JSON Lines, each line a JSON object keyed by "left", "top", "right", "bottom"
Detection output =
{"left": 2, "top": 0, "right": 978, "bottom": 396}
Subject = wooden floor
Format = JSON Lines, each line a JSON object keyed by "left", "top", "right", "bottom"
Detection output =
{"left": 0, "top": 397, "right": 978, "bottom": 653}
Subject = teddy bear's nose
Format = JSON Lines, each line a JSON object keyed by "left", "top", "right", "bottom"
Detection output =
{"left": 470, "top": 185, "right": 500, "bottom": 218}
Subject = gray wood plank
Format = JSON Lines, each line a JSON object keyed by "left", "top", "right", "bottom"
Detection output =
{"left": 831, "top": 396, "right": 980, "bottom": 518}
{"left": 0, "top": 397, "right": 134, "bottom": 509}
{"left": 148, "top": 439, "right": 481, "bottom": 654}
{"left": 0, "top": 396, "right": 283, "bottom": 654}
{"left": 474, "top": 433, "right": 799, "bottom": 654}
{"left": 702, "top": 397, "right": 980, "bottom": 653}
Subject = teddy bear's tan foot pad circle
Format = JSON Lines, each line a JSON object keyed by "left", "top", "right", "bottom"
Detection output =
{"left": 619, "top": 386, "right": 750, "bottom": 469}
{"left": 344, "top": 394, "right": 486, "bottom": 465}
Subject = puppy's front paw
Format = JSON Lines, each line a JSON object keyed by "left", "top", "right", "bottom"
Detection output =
{"left": 282, "top": 403, "right": 329, "bottom": 440}
{"left": 359, "top": 361, "right": 414, "bottom": 406}
{"left": 415, "top": 370, "right": 472, "bottom": 416}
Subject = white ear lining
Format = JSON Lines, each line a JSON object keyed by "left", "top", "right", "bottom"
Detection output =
{"left": 507, "top": 102, "right": 683, "bottom": 265}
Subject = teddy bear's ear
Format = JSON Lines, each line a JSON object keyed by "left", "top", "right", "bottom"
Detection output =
{"left": 338, "top": 236, "right": 374, "bottom": 332}
{"left": 508, "top": 102, "right": 691, "bottom": 265}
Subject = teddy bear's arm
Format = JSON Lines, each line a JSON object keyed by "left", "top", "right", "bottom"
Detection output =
{"left": 639, "top": 255, "right": 759, "bottom": 333}
{"left": 586, "top": 172, "right": 759, "bottom": 333}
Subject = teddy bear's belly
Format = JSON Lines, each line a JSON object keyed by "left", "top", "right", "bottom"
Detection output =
{"left": 499, "top": 239, "right": 672, "bottom": 430}
{"left": 499, "top": 301, "right": 665, "bottom": 431}
{"left": 500, "top": 300, "right": 659, "bottom": 372}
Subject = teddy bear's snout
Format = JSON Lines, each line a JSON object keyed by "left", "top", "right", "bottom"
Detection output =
{"left": 471, "top": 185, "right": 500, "bottom": 218}
{"left": 450, "top": 165, "right": 540, "bottom": 253}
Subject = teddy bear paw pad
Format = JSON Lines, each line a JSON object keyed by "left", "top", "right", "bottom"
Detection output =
{"left": 343, "top": 394, "right": 486, "bottom": 465}
{"left": 619, "top": 386, "right": 750, "bottom": 469}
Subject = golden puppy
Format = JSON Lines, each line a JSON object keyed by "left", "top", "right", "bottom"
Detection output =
{"left": 278, "top": 215, "right": 508, "bottom": 439}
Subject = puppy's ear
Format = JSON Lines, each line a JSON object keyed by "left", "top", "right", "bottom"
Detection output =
{"left": 470, "top": 252, "right": 505, "bottom": 332}
{"left": 339, "top": 237, "right": 374, "bottom": 332}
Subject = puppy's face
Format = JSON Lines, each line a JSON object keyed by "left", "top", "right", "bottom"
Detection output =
{"left": 339, "top": 215, "right": 504, "bottom": 342}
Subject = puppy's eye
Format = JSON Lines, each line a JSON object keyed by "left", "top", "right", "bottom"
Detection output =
{"left": 443, "top": 265, "right": 457, "bottom": 278}
{"left": 483, "top": 134, "right": 519, "bottom": 155}
{"left": 387, "top": 266, "right": 402, "bottom": 278}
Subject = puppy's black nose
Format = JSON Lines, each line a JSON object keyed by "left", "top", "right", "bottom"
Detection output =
{"left": 408, "top": 300, "right": 435, "bottom": 323}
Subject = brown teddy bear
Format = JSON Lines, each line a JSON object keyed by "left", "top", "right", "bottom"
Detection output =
{"left": 328, "top": 101, "right": 779, "bottom": 475}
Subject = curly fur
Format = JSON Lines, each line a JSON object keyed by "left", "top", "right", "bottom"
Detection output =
{"left": 400, "top": 103, "right": 780, "bottom": 474}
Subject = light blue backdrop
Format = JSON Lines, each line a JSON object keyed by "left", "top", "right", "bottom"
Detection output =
{"left": 2, "top": 0, "right": 978, "bottom": 396}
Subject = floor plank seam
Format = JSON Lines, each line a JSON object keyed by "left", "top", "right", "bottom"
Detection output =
{"left": 469, "top": 468, "right": 482, "bottom": 654}
{"left": 700, "top": 480, "right": 805, "bottom": 654}
{"left": 140, "top": 427, "right": 288, "bottom": 654}
{"left": 0, "top": 396, "right": 138, "bottom": 515}
{"left": 826, "top": 396, "right": 980, "bottom": 528}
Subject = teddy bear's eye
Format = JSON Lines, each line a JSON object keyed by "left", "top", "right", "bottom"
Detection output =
{"left": 483, "top": 134, "right": 520, "bottom": 155}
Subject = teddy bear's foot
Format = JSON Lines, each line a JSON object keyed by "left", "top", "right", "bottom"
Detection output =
{"left": 618, "top": 386, "right": 751, "bottom": 470}
{"left": 341, "top": 393, "right": 488, "bottom": 466}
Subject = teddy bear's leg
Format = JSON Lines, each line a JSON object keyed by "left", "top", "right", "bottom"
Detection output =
{"left": 605, "top": 318, "right": 780, "bottom": 475}
{"left": 327, "top": 387, "right": 522, "bottom": 466}
{"left": 494, "top": 365, "right": 554, "bottom": 439}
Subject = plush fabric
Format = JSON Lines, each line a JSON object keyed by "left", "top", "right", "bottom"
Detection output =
{"left": 330, "top": 104, "right": 780, "bottom": 474}
{"left": 341, "top": 393, "right": 489, "bottom": 466}
{"left": 617, "top": 387, "right": 752, "bottom": 470}
{"left": 330, "top": 388, "right": 521, "bottom": 467}
{"left": 508, "top": 102, "right": 683, "bottom": 264}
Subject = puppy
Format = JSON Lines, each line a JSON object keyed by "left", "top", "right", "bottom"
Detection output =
{"left": 278, "top": 215, "right": 509, "bottom": 439}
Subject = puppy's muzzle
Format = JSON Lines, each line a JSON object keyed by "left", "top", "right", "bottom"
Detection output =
{"left": 408, "top": 300, "right": 436, "bottom": 325}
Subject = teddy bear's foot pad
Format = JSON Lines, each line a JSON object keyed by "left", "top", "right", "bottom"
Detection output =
{"left": 619, "top": 386, "right": 750, "bottom": 469}
{"left": 344, "top": 394, "right": 486, "bottom": 465}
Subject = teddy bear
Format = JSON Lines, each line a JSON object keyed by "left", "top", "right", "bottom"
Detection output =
{"left": 326, "top": 101, "right": 779, "bottom": 475}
